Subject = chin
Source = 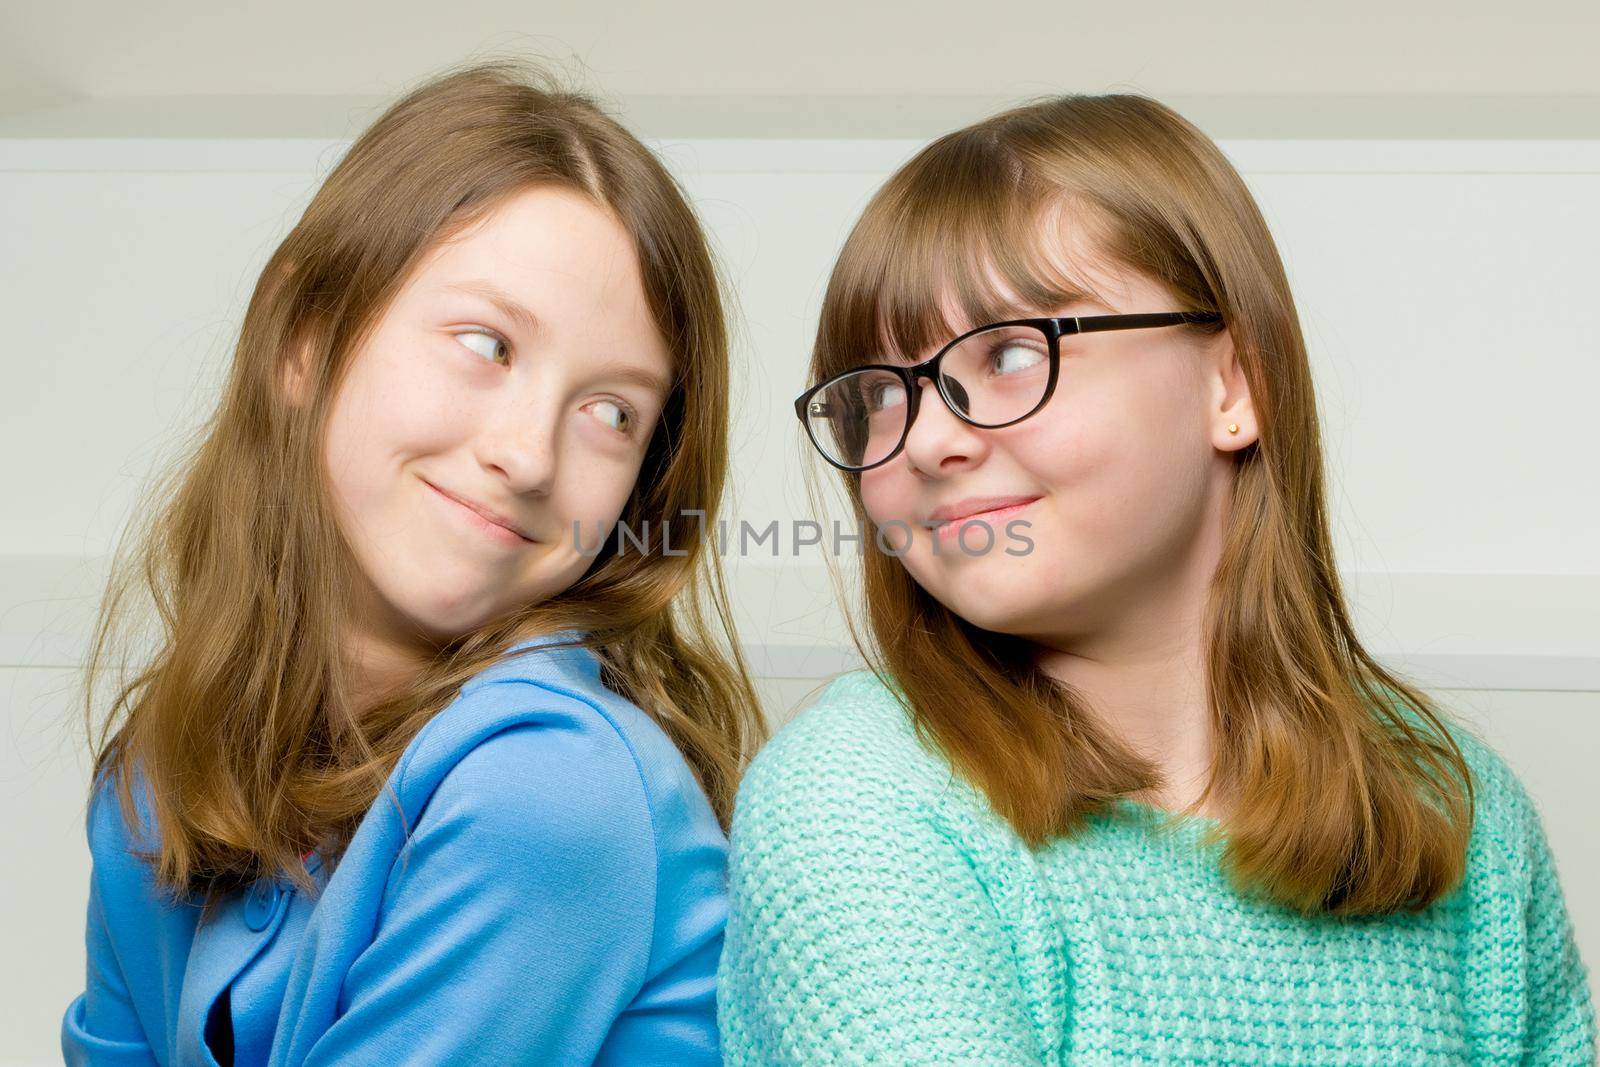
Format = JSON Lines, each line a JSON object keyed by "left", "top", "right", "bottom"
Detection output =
{"left": 952, "top": 601, "right": 1035, "bottom": 637}
{"left": 906, "top": 557, "right": 1062, "bottom": 635}
{"left": 378, "top": 578, "right": 502, "bottom": 645}
{"left": 403, "top": 606, "right": 490, "bottom": 646}
{"left": 911, "top": 583, "right": 1022, "bottom": 635}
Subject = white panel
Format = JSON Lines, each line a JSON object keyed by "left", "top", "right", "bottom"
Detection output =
{"left": 2, "top": 666, "right": 96, "bottom": 1067}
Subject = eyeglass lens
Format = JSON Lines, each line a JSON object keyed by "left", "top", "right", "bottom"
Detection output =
{"left": 803, "top": 323, "right": 1052, "bottom": 469}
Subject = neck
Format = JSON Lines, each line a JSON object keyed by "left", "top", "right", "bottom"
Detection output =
{"left": 341, "top": 574, "right": 433, "bottom": 715}
{"left": 1030, "top": 474, "right": 1231, "bottom": 817}
{"left": 1033, "top": 617, "right": 1215, "bottom": 815}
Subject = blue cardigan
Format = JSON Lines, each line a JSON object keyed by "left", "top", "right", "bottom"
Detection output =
{"left": 62, "top": 629, "right": 729, "bottom": 1065}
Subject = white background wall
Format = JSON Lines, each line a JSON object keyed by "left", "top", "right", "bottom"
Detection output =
{"left": 3, "top": 4, "right": 1599, "bottom": 1062}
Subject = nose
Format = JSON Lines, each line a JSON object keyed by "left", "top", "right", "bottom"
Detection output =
{"left": 475, "top": 395, "right": 559, "bottom": 496}
{"left": 900, "top": 377, "right": 988, "bottom": 475}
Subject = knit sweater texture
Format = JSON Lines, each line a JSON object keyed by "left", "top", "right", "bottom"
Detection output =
{"left": 716, "top": 669, "right": 1596, "bottom": 1065}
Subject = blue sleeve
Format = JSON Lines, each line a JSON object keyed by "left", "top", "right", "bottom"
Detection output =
{"left": 300, "top": 716, "right": 660, "bottom": 1065}
{"left": 61, "top": 780, "right": 161, "bottom": 1066}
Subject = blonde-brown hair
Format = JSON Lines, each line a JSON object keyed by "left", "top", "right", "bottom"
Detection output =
{"left": 84, "top": 57, "right": 767, "bottom": 904}
{"left": 807, "top": 93, "right": 1475, "bottom": 917}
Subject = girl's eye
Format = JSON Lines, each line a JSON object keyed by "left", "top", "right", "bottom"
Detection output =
{"left": 455, "top": 329, "right": 509, "bottom": 365}
{"left": 870, "top": 382, "right": 908, "bottom": 412}
{"left": 863, "top": 378, "right": 906, "bottom": 413}
{"left": 586, "top": 398, "right": 635, "bottom": 435}
{"left": 985, "top": 343, "right": 1049, "bottom": 377}
{"left": 991, "top": 343, "right": 1046, "bottom": 376}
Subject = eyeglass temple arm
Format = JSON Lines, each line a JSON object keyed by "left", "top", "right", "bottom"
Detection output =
{"left": 1070, "top": 311, "right": 1221, "bottom": 333}
{"left": 798, "top": 395, "right": 831, "bottom": 419}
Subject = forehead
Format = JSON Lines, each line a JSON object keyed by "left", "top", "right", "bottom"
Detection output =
{"left": 874, "top": 236, "right": 1146, "bottom": 363}
{"left": 408, "top": 186, "right": 669, "bottom": 359}
{"left": 876, "top": 198, "right": 1156, "bottom": 351}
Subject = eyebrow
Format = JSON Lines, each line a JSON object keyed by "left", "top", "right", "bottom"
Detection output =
{"left": 440, "top": 279, "right": 544, "bottom": 337}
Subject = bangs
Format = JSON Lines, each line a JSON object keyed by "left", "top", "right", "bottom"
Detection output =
{"left": 816, "top": 131, "right": 1120, "bottom": 378}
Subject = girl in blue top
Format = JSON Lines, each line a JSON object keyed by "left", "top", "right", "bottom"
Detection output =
{"left": 63, "top": 58, "right": 764, "bottom": 1066}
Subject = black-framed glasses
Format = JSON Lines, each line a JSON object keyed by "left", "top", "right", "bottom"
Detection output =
{"left": 794, "top": 311, "right": 1223, "bottom": 472}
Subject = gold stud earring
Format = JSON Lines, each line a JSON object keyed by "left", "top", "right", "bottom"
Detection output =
{"left": 1227, "top": 423, "right": 1240, "bottom": 434}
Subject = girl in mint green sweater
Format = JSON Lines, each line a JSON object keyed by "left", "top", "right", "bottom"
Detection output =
{"left": 717, "top": 92, "right": 1595, "bottom": 1064}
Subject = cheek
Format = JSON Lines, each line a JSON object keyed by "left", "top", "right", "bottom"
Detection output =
{"left": 548, "top": 447, "right": 649, "bottom": 541}
{"left": 1026, "top": 375, "right": 1208, "bottom": 549}
{"left": 1002, "top": 406, "right": 1092, "bottom": 484}
{"left": 323, "top": 343, "right": 469, "bottom": 526}
{"left": 1055, "top": 360, "right": 1208, "bottom": 478}
{"left": 858, "top": 466, "right": 915, "bottom": 528}
{"left": 569, "top": 459, "right": 635, "bottom": 518}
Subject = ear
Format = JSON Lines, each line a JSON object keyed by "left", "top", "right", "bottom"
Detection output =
{"left": 1206, "top": 327, "right": 1257, "bottom": 452}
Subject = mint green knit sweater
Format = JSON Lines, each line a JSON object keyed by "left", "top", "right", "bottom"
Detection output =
{"left": 717, "top": 670, "right": 1596, "bottom": 1065}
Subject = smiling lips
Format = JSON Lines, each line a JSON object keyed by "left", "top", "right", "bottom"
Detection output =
{"left": 424, "top": 479, "right": 536, "bottom": 544}
{"left": 926, "top": 494, "right": 1041, "bottom": 525}
{"left": 924, "top": 494, "right": 1041, "bottom": 545}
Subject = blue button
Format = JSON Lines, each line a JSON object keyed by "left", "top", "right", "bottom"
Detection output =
{"left": 243, "top": 880, "right": 283, "bottom": 932}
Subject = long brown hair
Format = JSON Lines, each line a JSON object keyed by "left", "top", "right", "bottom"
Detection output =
{"left": 83, "top": 56, "right": 767, "bottom": 904}
{"left": 807, "top": 93, "right": 1476, "bottom": 917}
